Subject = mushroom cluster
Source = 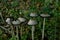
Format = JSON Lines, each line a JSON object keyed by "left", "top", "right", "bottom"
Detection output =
{"left": 0, "top": 11, "right": 51, "bottom": 40}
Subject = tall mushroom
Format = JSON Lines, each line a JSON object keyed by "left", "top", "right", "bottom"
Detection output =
{"left": 6, "top": 18, "right": 15, "bottom": 38}
{"left": 28, "top": 19, "right": 37, "bottom": 40}
{"left": 18, "top": 17, "right": 26, "bottom": 40}
{"left": 12, "top": 20, "right": 20, "bottom": 40}
{"left": 6, "top": 18, "right": 11, "bottom": 33}
{"left": 40, "top": 14, "right": 50, "bottom": 40}
{"left": 28, "top": 12, "right": 38, "bottom": 40}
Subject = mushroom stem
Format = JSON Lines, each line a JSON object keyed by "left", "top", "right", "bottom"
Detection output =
{"left": 32, "top": 26, "right": 35, "bottom": 40}
{"left": 10, "top": 25, "right": 15, "bottom": 38}
{"left": 21, "top": 27, "right": 22, "bottom": 40}
{"left": 16, "top": 26, "right": 19, "bottom": 40}
{"left": 42, "top": 18, "right": 46, "bottom": 40}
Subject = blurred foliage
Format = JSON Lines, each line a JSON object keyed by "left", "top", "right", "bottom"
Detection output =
{"left": 0, "top": 0, "right": 60, "bottom": 40}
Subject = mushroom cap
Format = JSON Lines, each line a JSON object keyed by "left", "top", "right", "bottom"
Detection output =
{"left": 28, "top": 19, "right": 37, "bottom": 25}
{"left": 18, "top": 17, "right": 26, "bottom": 22}
{"left": 30, "top": 12, "right": 38, "bottom": 17}
{"left": 12, "top": 20, "right": 20, "bottom": 25}
{"left": 6, "top": 18, "right": 11, "bottom": 24}
{"left": 40, "top": 14, "right": 50, "bottom": 18}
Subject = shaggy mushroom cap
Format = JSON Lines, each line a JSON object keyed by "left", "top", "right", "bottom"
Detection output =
{"left": 28, "top": 19, "right": 37, "bottom": 26}
{"left": 30, "top": 12, "right": 38, "bottom": 17}
{"left": 12, "top": 20, "right": 20, "bottom": 25}
{"left": 18, "top": 17, "right": 26, "bottom": 22}
{"left": 40, "top": 14, "right": 50, "bottom": 18}
{"left": 6, "top": 18, "right": 11, "bottom": 25}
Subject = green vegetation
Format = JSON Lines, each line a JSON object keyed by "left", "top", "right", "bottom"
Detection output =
{"left": 0, "top": 0, "right": 60, "bottom": 40}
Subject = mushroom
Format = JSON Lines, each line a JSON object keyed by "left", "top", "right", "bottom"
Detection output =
{"left": 6, "top": 18, "right": 12, "bottom": 30}
{"left": 30, "top": 12, "right": 38, "bottom": 17}
{"left": 0, "top": 12, "right": 4, "bottom": 23}
{"left": 12, "top": 20, "right": 20, "bottom": 25}
{"left": 18, "top": 17, "right": 26, "bottom": 22}
{"left": 12, "top": 20, "right": 20, "bottom": 40}
{"left": 6, "top": 18, "right": 14, "bottom": 37}
{"left": 40, "top": 14, "right": 50, "bottom": 18}
{"left": 6, "top": 18, "right": 15, "bottom": 39}
{"left": 28, "top": 19, "right": 37, "bottom": 40}
{"left": 28, "top": 19, "right": 37, "bottom": 25}
{"left": 18, "top": 17, "right": 26, "bottom": 40}
{"left": 6, "top": 18, "right": 11, "bottom": 25}
{"left": 40, "top": 14, "right": 50, "bottom": 40}
{"left": 5, "top": 18, "right": 12, "bottom": 33}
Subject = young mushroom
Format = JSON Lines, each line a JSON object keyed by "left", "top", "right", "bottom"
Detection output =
{"left": 12, "top": 20, "right": 20, "bottom": 40}
{"left": 18, "top": 17, "right": 26, "bottom": 23}
{"left": 6, "top": 18, "right": 15, "bottom": 39}
{"left": 28, "top": 19, "right": 37, "bottom": 40}
{"left": 6, "top": 18, "right": 11, "bottom": 25}
{"left": 18, "top": 17, "right": 26, "bottom": 40}
{"left": 40, "top": 13, "right": 50, "bottom": 40}
{"left": 30, "top": 12, "right": 38, "bottom": 17}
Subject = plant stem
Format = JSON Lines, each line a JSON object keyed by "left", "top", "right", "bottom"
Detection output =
{"left": 0, "top": 13, "right": 4, "bottom": 23}
{"left": 16, "top": 26, "right": 19, "bottom": 40}
{"left": 10, "top": 25, "right": 15, "bottom": 38}
{"left": 0, "top": 26, "right": 11, "bottom": 33}
{"left": 42, "top": 18, "right": 45, "bottom": 40}
{"left": 32, "top": 26, "right": 35, "bottom": 40}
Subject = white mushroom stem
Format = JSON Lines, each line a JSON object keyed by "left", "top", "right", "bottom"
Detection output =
{"left": 32, "top": 26, "right": 35, "bottom": 40}
{"left": 16, "top": 26, "right": 19, "bottom": 40}
{"left": 42, "top": 18, "right": 46, "bottom": 40}
{"left": 21, "top": 27, "right": 22, "bottom": 40}
{"left": 10, "top": 25, "right": 15, "bottom": 38}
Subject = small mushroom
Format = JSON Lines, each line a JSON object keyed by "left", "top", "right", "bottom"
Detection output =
{"left": 28, "top": 19, "right": 37, "bottom": 40}
{"left": 18, "top": 17, "right": 26, "bottom": 40}
{"left": 12, "top": 20, "right": 20, "bottom": 40}
{"left": 28, "top": 19, "right": 37, "bottom": 26}
{"left": 6, "top": 18, "right": 11, "bottom": 25}
{"left": 5, "top": 18, "right": 11, "bottom": 28}
{"left": 6, "top": 18, "right": 15, "bottom": 39}
{"left": 40, "top": 14, "right": 50, "bottom": 18}
{"left": 30, "top": 12, "right": 38, "bottom": 17}
{"left": 12, "top": 20, "right": 20, "bottom": 25}
{"left": 40, "top": 14, "right": 50, "bottom": 40}
{"left": 18, "top": 17, "right": 26, "bottom": 22}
